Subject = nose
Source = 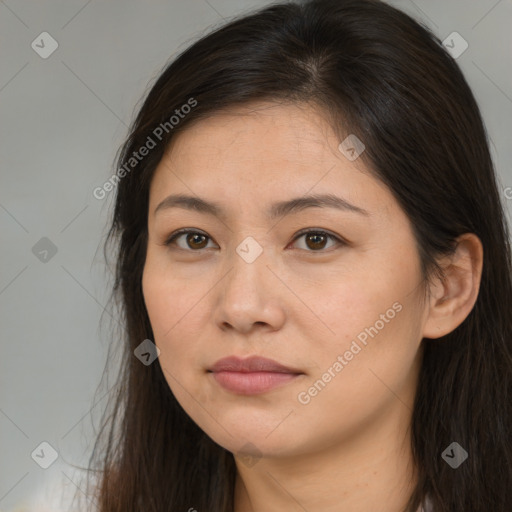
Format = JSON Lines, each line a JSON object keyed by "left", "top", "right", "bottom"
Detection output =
{"left": 213, "top": 240, "right": 286, "bottom": 335}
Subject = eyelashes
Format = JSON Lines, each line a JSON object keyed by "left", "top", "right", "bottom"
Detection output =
{"left": 163, "top": 228, "right": 347, "bottom": 253}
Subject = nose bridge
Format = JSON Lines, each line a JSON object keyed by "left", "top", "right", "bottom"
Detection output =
{"left": 227, "top": 234, "right": 268, "bottom": 291}
{"left": 216, "top": 233, "right": 274, "bottom": 317}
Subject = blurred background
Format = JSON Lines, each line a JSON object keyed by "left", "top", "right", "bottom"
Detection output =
{"left": 1, "top": 0, "right": 511, "bottom": 510}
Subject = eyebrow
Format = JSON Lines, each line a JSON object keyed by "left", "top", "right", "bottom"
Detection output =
{"left": 154, "top": 193, "right": 369, "bottom": 219}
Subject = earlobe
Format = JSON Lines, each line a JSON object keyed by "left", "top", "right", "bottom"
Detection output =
{"left": 422, "top": 233, "right": 483, "bottom": 339}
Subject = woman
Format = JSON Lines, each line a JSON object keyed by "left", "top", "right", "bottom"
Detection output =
{"left": 79, "top": 0, "right": 512, "bottom": 510}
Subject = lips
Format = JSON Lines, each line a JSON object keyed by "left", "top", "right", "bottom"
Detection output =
{"left": 208, "top": 356, "right": 303, "bottom": 395}
{"left": 209, "top": 355, "right": 302, "bottom": 374}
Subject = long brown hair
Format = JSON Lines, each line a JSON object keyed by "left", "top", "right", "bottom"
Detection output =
{"left": 77, "top": 0, "right": 512, "bottom": 510}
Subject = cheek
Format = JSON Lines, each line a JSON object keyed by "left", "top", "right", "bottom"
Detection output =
{"left": 308, "top": 246, "right": 420, "bottom": 340}
{"left": 304, "top": 232, "right": 420, "bottom": 341}
{"left": 291, "top": 288, "right": 424, "bottom": 450}
{"left": 141, "top": 262, "right": 211, "bottom": 368}
{"left": 309, "top": 286, "right": 420, "bottom": 389}
{"left": 304, "top": 249, "right": 425, "bottom": 406}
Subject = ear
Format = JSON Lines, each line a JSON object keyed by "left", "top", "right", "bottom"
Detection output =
{"left": 422, "top": 233, "right": 483, "bottom": 339}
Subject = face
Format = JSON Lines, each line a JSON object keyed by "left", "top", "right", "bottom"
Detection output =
{"left": 142, "top": 101, "right": 429, "bottom": 461}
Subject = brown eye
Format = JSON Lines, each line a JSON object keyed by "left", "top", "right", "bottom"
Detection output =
{"left": 165, "top": 230, "right": 215, "bottom": 251}
{"left": 291, "top": 230, "right": 343, "bottom": 252}
{"left": 305, "top": 232, "right": 328, "bottom": 250}
{"left": 164, "top": 228, "right": 344, "bottom": 253}
{"left": 185, "top": 232, "right": 209, "bottom": 249}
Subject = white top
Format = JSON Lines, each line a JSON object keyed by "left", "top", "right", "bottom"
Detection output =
{"left": 418, "top": 495, "right": 434, "bottom": 512}
{"left": 8, "top": 474, "right": 434, "bottom": 512}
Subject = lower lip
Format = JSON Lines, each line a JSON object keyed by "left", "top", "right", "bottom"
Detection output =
{"left": 211, "top": 371, "right": 301, "bottom": 395}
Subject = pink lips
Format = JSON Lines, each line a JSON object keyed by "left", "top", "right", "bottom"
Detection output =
{"left": 208, "top": 355, "right": 303, "bottom": 395}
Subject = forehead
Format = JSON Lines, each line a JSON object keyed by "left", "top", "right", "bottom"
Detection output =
{"left": 148, "top": 101, "right": 394, "bottom": 221}
{"left": 169, "top": 103, "right": 337, "bottom": 160}
{"left": 153, "top": 102, "right": 361, "bottom": 182}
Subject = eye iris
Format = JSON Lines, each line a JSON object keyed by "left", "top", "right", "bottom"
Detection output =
{"left": 187, "top": 233, "right": 208, "bottom": 249}
{"left": 306, "top": 233, "right": 327, "bottom": 250}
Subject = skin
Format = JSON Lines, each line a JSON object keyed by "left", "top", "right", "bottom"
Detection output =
{"left": 142, "top": 101, "right": 483, "bottom": 512}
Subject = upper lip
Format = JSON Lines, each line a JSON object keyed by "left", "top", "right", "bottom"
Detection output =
{"left": 209, "top": 355, "right": 302, "bottom": 374}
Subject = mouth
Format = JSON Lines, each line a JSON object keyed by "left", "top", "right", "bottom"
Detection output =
{"left": 207, "top": 355, "right": 304, "bottom": 395}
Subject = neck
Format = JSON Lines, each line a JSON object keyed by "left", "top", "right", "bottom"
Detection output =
{"left": 233, "top": 397, "right": 418, "bottom": 512}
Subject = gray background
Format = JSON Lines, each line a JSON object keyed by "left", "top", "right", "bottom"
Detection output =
{"left": 1, "top": 0, "right": 511, "bottom": 510}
